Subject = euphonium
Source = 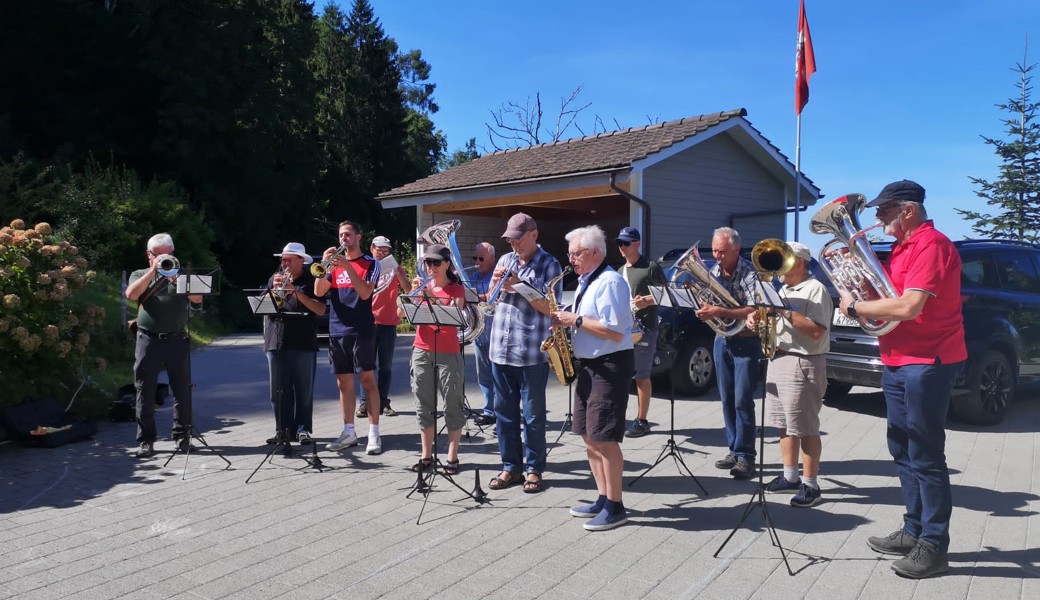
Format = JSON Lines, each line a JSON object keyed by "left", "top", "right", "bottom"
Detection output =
{"left": 417, "top": 219, "right": 485, "bottom": 344}
{"left": 810, "top": 194, "right": 900, "bottom": 336}
{"left": 670, "top": 242, "right": 745, "bottom": 337}
{"left": 310, "top": 245, "right": 347, "bottom": 278}
{"left": 154, "top": 254, "right": 179, "bottom": 277}
{"left": 750, "top": 238, "right": 797, "bottom": 358}
{"left": 540, "top": 267, "right": 576, "bottom": 386}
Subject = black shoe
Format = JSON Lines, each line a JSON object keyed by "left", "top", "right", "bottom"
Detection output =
{"left": 714, "top": 454, "right": 737, "bottom": 470}
{"left": 891, "top": 541, "right": 949, "bottom": 579}
{"left": 866, "top": 528, "right": 919, "bottom": 556}
{"left": 729, "top": 457, "right": 755, "bottom": 479}
{"left": 473, "top": 414, "right": 497, "bottom": 426}
{"left": 266, "top": 433, "right": 283, "bottom": 444}
{"left": 135, "top": 442, "right": 154, "bottom": 458}
{"left": 624, "top": 419, "right": 651, "bottom": 438}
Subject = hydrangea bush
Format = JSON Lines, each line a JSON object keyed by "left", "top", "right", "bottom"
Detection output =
{"left": 0, "top": 219, "right": 105, "bottom": 406}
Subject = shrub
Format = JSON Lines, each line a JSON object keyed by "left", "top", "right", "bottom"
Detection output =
{"left": 0, "top": 219, "right": 106, "bottom": 408}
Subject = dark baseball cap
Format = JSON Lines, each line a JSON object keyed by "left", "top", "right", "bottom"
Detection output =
{"left": 865, "top": 180, "right": 926, "bottom": 208}
{"left": 502, "top": 213, "right": 537, "bottom": 239}
{"left": 422, "top": 244, "right": 452, "bottom": 262}
{"left": 616, "top": 227, "right": 641, "bottom": 243}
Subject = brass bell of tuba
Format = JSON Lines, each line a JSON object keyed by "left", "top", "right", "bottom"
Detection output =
{"left": 417, "top": 219, "right": 485, "bottom": 345}
{"left": 810, "top": 194, "right": 900, "bottom": 336}
{"left": 670, "top": 242, "right": 745, "bottom": 337}
{"left": 750, "top": 238, "right": 797, "bottom": 358}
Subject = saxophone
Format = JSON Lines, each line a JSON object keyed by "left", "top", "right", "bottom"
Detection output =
{"left": 540, "top": 267, "right": 576, "bottom": 386}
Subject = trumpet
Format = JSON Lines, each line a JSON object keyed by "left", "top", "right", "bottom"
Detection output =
{"left": 272, "top": 266, "right": 292, "bottom": 308}
{"left": 478, "top": 254, "right": 519, "bottom": 316}
{"left": 310, "top": 245, "right": 347, "bottom": 278}
{"left": 154, "top": 254, "right": 179, "bottom": 277}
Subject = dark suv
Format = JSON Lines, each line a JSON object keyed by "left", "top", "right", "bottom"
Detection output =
{"left": 825, "top": 239, "right": 1040, "bottom": 425}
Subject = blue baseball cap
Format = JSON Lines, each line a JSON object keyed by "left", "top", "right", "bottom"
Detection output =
{"left": 616, "top": 227, "right": 641, "bottom": 243}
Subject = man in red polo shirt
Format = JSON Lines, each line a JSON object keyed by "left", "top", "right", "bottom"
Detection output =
{"left": 837, "top": 180, "right": 966, "bottom": 579}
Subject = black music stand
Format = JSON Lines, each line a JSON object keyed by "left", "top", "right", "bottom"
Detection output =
{"left": 243, "top": 287, "right": 326, "bottom": 483}
{"left": 626, "top": 284, "right": 707, "bottom": 495}
{"left": 160, "top": 268, "right": 232, "bottom": 479}
{"left": 399, "top": 295, "right": 490, "bottom": 525}
{"left": 713, "top": 278, "right": 792, "bottom": 575}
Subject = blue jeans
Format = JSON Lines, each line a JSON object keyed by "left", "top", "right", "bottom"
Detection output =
{"left": 713, "top": 335, "right": 762, "bottom": 460}
{"left": 882, "top": 360, "right": 961, "bottom": 553}
{"left": 360, "top": 324, "right": 396, "bottom": 409}
{"left": 266, "top": 350, "right": 316, "bottom": 434}
{"left": 474, "top": 340, "right": 495, "bottom": 416}
{"left": 492, "top": 361, "right": 550, "bottom": 474}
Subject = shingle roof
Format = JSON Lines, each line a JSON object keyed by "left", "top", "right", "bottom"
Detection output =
{"left": 380, "top": 108, "right": 749, "bottom": 198}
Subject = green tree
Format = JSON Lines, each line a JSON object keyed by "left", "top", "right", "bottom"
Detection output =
{"left": 957, "top": 53, "right": 1040, "bottom": 242}
{"left": 439, "top": 138, "right": 480, "bottom": 171}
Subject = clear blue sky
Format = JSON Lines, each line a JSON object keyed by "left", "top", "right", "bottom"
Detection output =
{"left": 351, "top": 0, "right": 1038, "bottom": 246}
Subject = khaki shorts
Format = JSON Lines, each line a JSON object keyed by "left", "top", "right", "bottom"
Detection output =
{"left": 765, "top": 353, "right": 826, "bottom": 437}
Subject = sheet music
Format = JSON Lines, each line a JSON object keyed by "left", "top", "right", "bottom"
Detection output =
{"left": 510, "top": 281, "right": 545, "bottom": 303}
{"left": 750, "top": 279, "right": 788, "bottom": 309}
{"left": 398, "top": 296, "right": 466, "bottom": 327}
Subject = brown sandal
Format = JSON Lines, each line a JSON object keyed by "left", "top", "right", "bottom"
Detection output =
{"left": 488, "top": 471, "right": 522, "bottom": 490}
{"left": 410, "top": 457, "right": 433, "bottom": 473}
{"left": 523, "top": 472, "right": 544, "bottom": 494}
{"left": 442, "top": 459, "right": 460, "bottom": 476}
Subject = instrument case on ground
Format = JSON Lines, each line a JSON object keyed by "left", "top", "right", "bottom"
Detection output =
{"left": 0, "top": 398, "right": 97, "bottom": 448}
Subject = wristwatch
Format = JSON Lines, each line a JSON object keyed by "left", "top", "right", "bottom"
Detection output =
{"left": 847, "top": 301, "right": 858, "bottom": 318}
{"left": 575, "top": 316, "right": 584, "bottom": 330}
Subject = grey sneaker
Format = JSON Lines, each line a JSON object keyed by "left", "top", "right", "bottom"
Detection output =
{"left": 355, "top": 405, "right": 367, "bottom": 418}
{"left": 714, "top": 454, "right": 737, "bottom": 470}
{"left": 135, "top": 442, "right": 154, "bottom": 458}
{"left": 729, "top": 457, "right": 755, "bottom": 479}
{"left": 764, "top": 475, "right": 801, "bottom": 494}
{"left": 366, "top": 432, "right": 382, "bottom": 455}
{"left": 866, "top": 528, "right": 919, "bottom": 556}
{"left": 624, "top": 419, "right": 651, "bottom": 438}
{"left": 569, "top": 502, "right": 604, "bottom": 518}
{"left": 327, "top": 430, "right": 358, "bottom": 451}
{"left": 296, "top": 431, "right": 313, "bottom": 444}
{"left": 891, "top": 541, "right": 949, "bottom": 579}
{"left": 790, "top": 483, "right": 822, "bottom": 508}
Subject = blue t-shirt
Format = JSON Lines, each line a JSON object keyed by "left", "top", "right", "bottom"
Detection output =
{"left": 326, "top": 254, "right": 380, "bottom": 336}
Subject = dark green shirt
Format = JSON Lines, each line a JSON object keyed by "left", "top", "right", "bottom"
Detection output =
{"left": 620, "top": 255, "right": 665, "bottom": 331}
{"left": 130, "top": 269, "right": 191, "bottom": 333}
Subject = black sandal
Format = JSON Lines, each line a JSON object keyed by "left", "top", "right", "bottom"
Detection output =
{"left": 523, "top": 472, "right": 544, "bottom": 494}
{"left": 410, "top": 457, "right": 433, "bottom": 473}
{"left": 442, "top": 459, "right": 460, "bottom": 476}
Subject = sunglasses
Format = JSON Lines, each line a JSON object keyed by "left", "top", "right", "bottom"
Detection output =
{"left": 423, "top": 258, "right": 444, "bottom": 267}
{"left": 472, "top": 256, "right": 485, "bottom": 262}
{"left": 617, "top": 240, "right": 632, "bottom": 247}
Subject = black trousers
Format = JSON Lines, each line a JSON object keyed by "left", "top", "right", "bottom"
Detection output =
{"left": 134, "top": 331, "right": 192, "bottom": 443}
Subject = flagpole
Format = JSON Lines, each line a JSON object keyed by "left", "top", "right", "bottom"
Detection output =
{"left": 794, "top": 113, "right": 802, "bottom": 242}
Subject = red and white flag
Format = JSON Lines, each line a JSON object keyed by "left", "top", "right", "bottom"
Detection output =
{"left": 795, "top": 0, "right": 816, "bottom": 115}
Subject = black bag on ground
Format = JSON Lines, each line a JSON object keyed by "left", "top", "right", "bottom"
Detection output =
{"left": 0, "top": 398, "right": 98, "bottom": 448}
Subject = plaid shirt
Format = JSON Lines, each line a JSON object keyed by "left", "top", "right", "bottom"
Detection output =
{"left": 710, "top": 256, "right": 758, "bottom": 306}
{"left": 489, "top": 247, "right": 563, "bottom": 367}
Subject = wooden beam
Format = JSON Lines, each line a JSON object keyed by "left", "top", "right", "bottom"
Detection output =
{"left": 423, "top": 183, "right": 629, "bottom": 214}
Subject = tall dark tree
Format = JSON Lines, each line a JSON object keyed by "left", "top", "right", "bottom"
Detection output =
{"left": 957, "top": 51, "right": 1040, "bottom": 242}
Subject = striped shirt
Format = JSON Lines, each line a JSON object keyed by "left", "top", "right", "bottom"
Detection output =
{"left": 488, "top": 247, "right": 563, "bottom": 367}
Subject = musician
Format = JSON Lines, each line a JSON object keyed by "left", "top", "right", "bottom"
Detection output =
{"left": 838, "top": 180, "right": 965, "bottom": 579}
{"left": 405, "top": 244, "right": 467, "bottom": 475}
{"left": 357, "top": 235, "right": 412, "bottom": 419}
{"left": 615, "top": 226, "right": 665, "bottom": 438}
{"left": 314, "top": 220, "right": 384, "bottom": 455}
{"left": 695, "top": 227, "right": 761, "bottom": 479}
{"left": 553, "top": 225, "right": 634, "bottom": 531}
{"left": 471, "top": 242, "right": 498, "bottom": 426}
{"left": 125, "top": 233, "right": 202, "bottom": 458}
{"left": 487, "top": 213, "right": 562, "bottom": 493}
{"left": 263, "top": 242, "right": 326, "bottom": 445}
{"left": 747, "top": 242, "right": 831, "bottom": 508}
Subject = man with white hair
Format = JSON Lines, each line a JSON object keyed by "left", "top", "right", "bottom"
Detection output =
{"left": 748, "top": 241, "right": 831, "bottom": 508}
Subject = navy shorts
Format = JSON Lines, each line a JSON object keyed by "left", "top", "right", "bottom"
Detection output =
{"left": 328, "top": 333, "right": 377, "bottom": 374}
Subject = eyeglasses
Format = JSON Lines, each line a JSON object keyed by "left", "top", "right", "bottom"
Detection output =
{"left": 568, "top": 248, "right": 592, "bottom": 259}
{"left": 617, "top": 241, "right": 631, "bottom": 247}
{"left": 423, "top": 258, "right": 444, "bottom": 267}
{"left": 876, "top": 202, "right": 904, "bottom": 215}
{"left": 472, "top": 256, "right": 485, "bottom": 262}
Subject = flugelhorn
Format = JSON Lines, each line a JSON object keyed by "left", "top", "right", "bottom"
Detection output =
{"left": 750, "top": 238, "right": 796, "bottom": 358}
{"left": 810, "top": 194, "right": 900, "bottom": 336}
{"left": 670, "top": 242, "right": 745, "bottom": 337}
{"left": 310, "top": 245, "right": 346, "bottom": 278}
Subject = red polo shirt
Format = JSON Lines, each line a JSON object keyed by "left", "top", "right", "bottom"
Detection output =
{"left": 413, "top": 282, "right": 466, "bottom": 354}
{"left": 879, "top": 221, "right": 967, "bottom": 366}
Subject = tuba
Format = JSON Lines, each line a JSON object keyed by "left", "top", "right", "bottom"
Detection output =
{"left": 417, "top": 219, "right": 485, "bottom": 344}
{"left": 750, "top": 239, "right": 797, "bottom": 358}
{"left": 540, "top": 267, "right": 576, "bottom": 386}
{"left": 810, "top": 194, "right": 900, "bottom": 336}
{"left": 670, "top": 242, "right": 746, "bottom": 337}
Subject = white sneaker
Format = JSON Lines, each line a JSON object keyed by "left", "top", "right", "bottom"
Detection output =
{"left": 366, "top": 432, "right": 382, "bottom": 455}
{"left": 327, "top": 430, "right": 358, "bottom": 451}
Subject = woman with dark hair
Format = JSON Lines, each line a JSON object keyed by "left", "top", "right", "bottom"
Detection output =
{"left": 406, "top": 244, "right": 467, "bottom": 475}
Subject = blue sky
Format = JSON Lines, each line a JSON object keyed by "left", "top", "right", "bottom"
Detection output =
{"left": 352, "top": 0, "right": 1038, "bottom": 246}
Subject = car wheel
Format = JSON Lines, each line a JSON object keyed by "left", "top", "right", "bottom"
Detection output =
{"left": 823, "top": 380, "right": 852, "bottom": 401}
{"left": 672, "top": 336, "right": 715, "bottom": 396}
{"left": 951, "top": 349, "right": 1014, "bottom": 425}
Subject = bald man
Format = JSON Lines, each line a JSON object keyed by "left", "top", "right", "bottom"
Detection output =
{"left": 472, "top": 242, "right": 497, "bottom": 425}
